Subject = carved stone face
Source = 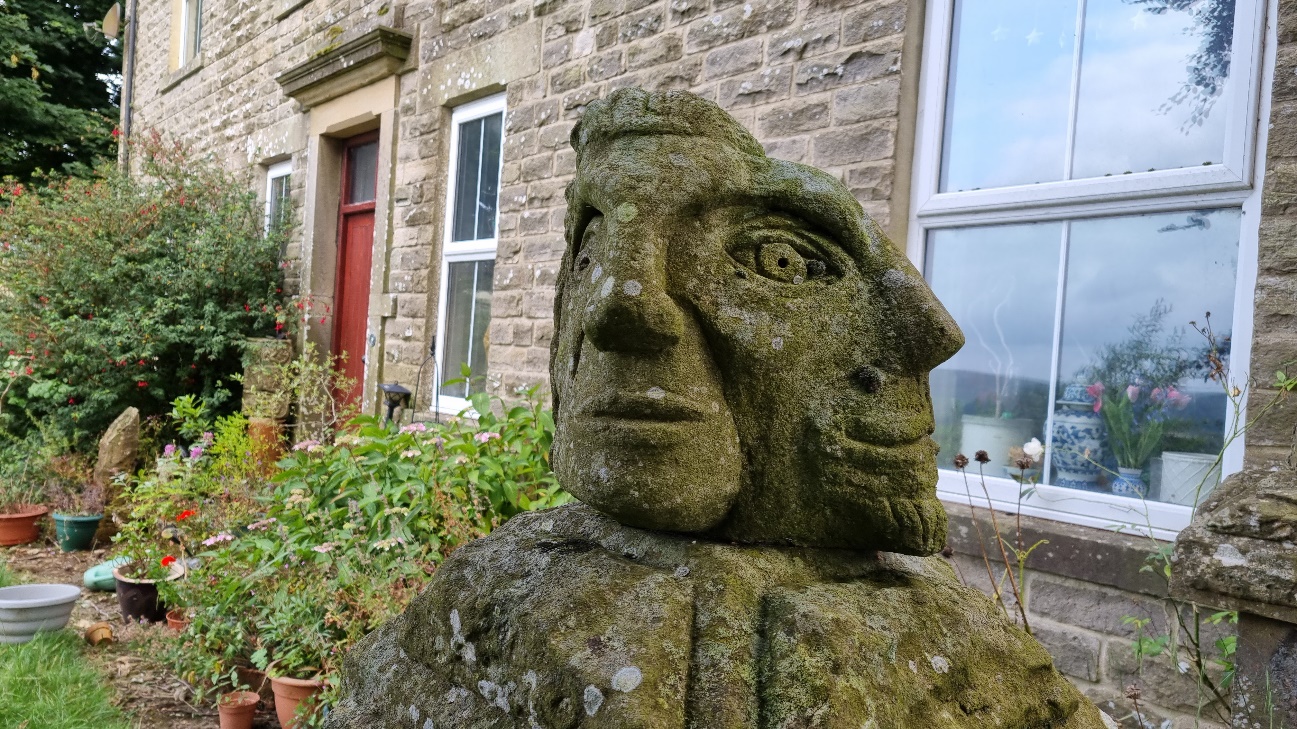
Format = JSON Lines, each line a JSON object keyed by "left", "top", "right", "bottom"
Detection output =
{"left": 550, "top": 90, "right": 963, "bottom": 554}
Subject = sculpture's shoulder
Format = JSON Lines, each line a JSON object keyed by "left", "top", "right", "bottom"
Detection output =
{"left": 328, "top": 504, "right": 695, "bottom": 728}
{"left": 326, "top": 505, "right": 1110, "bottom": 729}
{"left": 758, "top": 553, "right": 1111, "bottom": 729}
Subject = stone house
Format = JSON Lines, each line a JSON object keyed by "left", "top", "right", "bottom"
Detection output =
{"left": 119, "top": 0, "right": 1297, "bottom": 724}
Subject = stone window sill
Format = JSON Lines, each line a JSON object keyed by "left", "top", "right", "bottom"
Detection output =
{"left": 943, "top": 500, "right": 1169, "bottom": 597}
{"left": 162, "top": 54, "right": 204, "bottom": 94}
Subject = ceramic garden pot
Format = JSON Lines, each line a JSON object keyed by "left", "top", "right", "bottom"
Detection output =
{"left": 959, "top": 415, "right": 1036, "bottom": 475}
{"left": 270, "top": 675, "right": 325, "bottom": 729}
{"left": 217, "top": 690, "right": 260, "bottom": 729}
{"left": 1110, "top": 467, "right": 1149, "bottom": 498}
{"left": 1051, "top": 384, "right": 1105, "bottom": 491}
{"left": 112, "top": 564, "right": 183, "bottom": 623}
{"left": 51, "top": 513, "right": 103, "bottom": 552}
{"left": 0, "top": 505, "right": 47, "bottom": 546}
{"left": 0, "top": 583, "right": 80, "bottom": 643}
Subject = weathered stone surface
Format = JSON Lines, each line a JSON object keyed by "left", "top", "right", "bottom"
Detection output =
{"left": 1171, "top": 469, "right": 1297, "bottom": 624}
{"left": 93, "top": 407, "right": 140, "bottom": 542}
{"left": 327, "top": 504, "right": 1109, "bottom": 728}
{"left": 241, "top": 337, "right": 294, "bottom": 419}
{"left": 550, "top": 89, "right": 960, "bottom": 553}
{"left": 93, "top": 407, "right": 140, "bottom": 488}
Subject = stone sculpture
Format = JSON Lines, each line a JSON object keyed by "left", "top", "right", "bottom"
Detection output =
{"left": 325, "top": 88, "right": 1111, "bottom": 728}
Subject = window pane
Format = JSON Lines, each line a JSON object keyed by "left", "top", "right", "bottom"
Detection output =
{"left": 441, "top": 260, "right": 494, "bottom": 400}
{"left": 927, "top": 222, "right": 1063, "bottom": 477}
{"left": 347, "top": 142, "right": 378, "bottom": 204}
{"left": 475, "top": 112, "right": 503, "bottom": 240}
{"left": 1054, "top": 209, "right": 1238, "bottom": 504}
{"left": 1071, "top": 0, "right": 1234, "bottom": 178}
{"left": 268, "top": 174, "right": 290, "bottom": 230}
{"left": 452, "top": 118, "right": 484, "bottom": 242}
{"left": 940, "top": 0, "right": 1079, "bottom": 192}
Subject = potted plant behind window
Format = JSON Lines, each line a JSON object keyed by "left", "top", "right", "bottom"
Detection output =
{"left": 1080, "top": 302, "right": 1202, "bottom": 498}
{"left": 0, "top": 482, "right": 47, "bottom": 546}
{"left": 46, "top": 455, "right": 105, "bottom": 551}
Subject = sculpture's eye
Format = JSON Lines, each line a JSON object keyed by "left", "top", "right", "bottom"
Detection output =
{"left": 733, "top": 230, "right": 835, "bottom": 285}
{"left": 574, "top": 214, "right": 604, "bottom": 272}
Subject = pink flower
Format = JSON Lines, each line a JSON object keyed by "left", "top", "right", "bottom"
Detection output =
{"left": 1151, "top": 387, "right": 1165, "bottom": 403}
{"left": 202, "top": 532, "right": 233, "bottom": 546}
{"left": 163, "top": 444, "right": 177, "bottom": 457}
{"left": 312, "top": 542, "right": 336, "bottom": 553}
{"left": 1086, "top": 382, "right": 1104, "bottom": 412}
{"left": 292, "top": 439, "right": 321, "bottom": 452}
{"left": 189, "top": 445, "right": 204, "bottom": 460}
{"left": 400, "top": 422, "right": 427, "bottom": 434}
{"left": 475, "top": 431, "right": 499, "bottom": 444}
{"left": 1166, "top": 387, "right": 1192, "bottom": 410}
{"left": 1126, "top": 385, "right": 1140, "bottom": 402}
{"left": 401, "top": 449, "right": 420, "bottom": 458}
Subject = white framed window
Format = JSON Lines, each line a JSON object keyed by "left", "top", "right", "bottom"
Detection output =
{"left": 909, "top": 0, "right": 1269, "bottom": 539}
{"left": 434, "top": 93, "right": 505, "bottom": 414}
{"left": 264, "top": 160, "right": 292, "bottom": 236}
{"left": 180, "top": 0, "right": 202, "bottom": 65}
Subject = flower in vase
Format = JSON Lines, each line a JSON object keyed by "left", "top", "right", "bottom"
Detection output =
{"left": 1126, "top": 385, "right": 1140, "bottom": 402}
{"left": 1022, "top": 437, "right": 1044, "bottom": 462}
{"left": 1085, "top": 382, "right": 1104, "bottom": 412}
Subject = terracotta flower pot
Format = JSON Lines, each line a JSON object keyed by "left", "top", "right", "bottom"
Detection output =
{"left": 217, "top": 690, "right": 260, "bottom": 729}
{"left": 84, "top": 621, "right": 114, "bottom": 646}
{"left": 0, "top": 506, "right": 47, "bottom": 546}
{"left": 270, "top": 675, "right": 325, "bottom": 729}
{"left": 165, "top": 608, "right": 189, "bottom": 632}
{"left": 235, "top": 666, "right": 272, "bottom": 700}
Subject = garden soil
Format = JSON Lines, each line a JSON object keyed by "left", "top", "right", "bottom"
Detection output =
{"left": 2, "top": 540, "right": 281, "bottom": 728}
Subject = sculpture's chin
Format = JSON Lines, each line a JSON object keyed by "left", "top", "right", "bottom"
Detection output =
{"left": 552, "top": 419, "right": 744, "bottom": 534}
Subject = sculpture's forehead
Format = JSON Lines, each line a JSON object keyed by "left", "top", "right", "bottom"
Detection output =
{"left": 575, "top": 135, "right": 754, "bottom": 206}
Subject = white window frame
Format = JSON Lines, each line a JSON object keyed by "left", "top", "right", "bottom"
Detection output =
{"left": 434, "top": 93, "right": 506, "bottom": 416}
{"left": 264, "top": 160, "right": 292, "bottom": 235}
{"left": 179, "top": 0, "right": 202, "bottom": 65}
{"left": 908, "top": 0, "right": 1274, "bottom": 540}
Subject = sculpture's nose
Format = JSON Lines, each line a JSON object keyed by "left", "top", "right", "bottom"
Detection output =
{"left": 581, "top": 231, "right": 683, "bottom": 354}
{"left": 878, "top": 264, "right": 964, "bottom": 376}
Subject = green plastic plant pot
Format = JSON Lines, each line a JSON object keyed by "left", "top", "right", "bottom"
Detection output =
{"left": 52, "top": 513, "right": 103, "bottom": 552}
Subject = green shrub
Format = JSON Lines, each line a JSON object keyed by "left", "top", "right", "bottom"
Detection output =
{"left": 159, "top": 387, "right": 568, "bottom": 714}
{"left": 0, "top": 132, "right": 286, "bottom": 449}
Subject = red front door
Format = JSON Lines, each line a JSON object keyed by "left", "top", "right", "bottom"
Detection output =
{"left": 333, "top": 132, "right": 379, "bottom": 406}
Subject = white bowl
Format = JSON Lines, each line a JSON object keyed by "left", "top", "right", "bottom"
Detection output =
{"left": 0, "top": 584, "right": 81, "bottom": 643}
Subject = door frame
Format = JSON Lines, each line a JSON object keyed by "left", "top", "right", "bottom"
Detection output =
{"left": 331, "top": 130, "right": 380, "bottom": 404}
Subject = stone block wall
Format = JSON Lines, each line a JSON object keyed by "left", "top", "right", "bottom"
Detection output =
{"left": 473, "top": 0, "right": 916, "bottom": 395}
{"left": 1246, "top": 0, "right": 1297, "bottom": 470}
{"left": 946, "top": 502, "right": 1236, "bottom": 729}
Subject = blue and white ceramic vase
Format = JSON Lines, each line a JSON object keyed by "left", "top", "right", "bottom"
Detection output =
{"left": 1110, "top": 467, "right": 1149, "bottom": 498}
{"left": 1051, "top": 383, "right": 1105, "bottom": 491}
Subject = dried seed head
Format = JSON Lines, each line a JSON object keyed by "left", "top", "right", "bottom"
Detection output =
{"left": 1014, "top": 456, "right": 1033, "bottom": 471}
{"left": 953, "top": 454, "right": 969, "bottom": 469}
{"left": 1124, "top": 684, "right": 1142, "bottom": 701}
{"left": 974, "top": 450, "right": 990, "bottom": 464}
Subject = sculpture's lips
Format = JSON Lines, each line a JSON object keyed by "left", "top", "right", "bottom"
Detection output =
{"left": 579, "top": 390, "right": 708, "bottom": 423}
{"left": 841, "top": 414, "right": 933, "bottom": 447}
{"left": 832, "top": 433, "right": 940, "bottom": 471}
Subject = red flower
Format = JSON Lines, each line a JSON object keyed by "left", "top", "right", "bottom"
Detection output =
{"left": 160, "top": 555, "right": 177, "bottom": 567}
{"left": 137, "top": 380, "right": 148, "bottom": 387}
{"left": 67, "top": 397, "right": 75, "bottom": 404}
{"left": 175, "top": 509, "right": 196, "bottom": 521}
{"left": 111, "top": 128, "right": 122, "bottom": 139}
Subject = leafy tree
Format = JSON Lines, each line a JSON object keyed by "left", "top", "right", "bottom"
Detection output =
{"left": 0, "top": 133, "right": 287, "bottom": 449}
{"left": 0, "top": 0, "right": 120, "bottom": 181}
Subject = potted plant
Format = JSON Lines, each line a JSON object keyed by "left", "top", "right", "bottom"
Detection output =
{"left": 0, "top": 482, "right": 47, "bottom": 546}
{"left": 1080, "top": 302, "right": 1201, "bottom": 498}
{"left": 46, "top": 455, "right": 105, "bottom": 552}
{"left": 253, "top": 590, "right": 337, "bottom": 729}
{"left": 217, "top": 690, "right": 260, "bottom": 729}
{"left": 109, "top": 469, "right": 196, "bottom": 622}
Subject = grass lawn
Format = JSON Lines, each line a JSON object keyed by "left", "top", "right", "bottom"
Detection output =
{"left": 0, "top": 560, "right": 133, "bottom": 729}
